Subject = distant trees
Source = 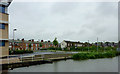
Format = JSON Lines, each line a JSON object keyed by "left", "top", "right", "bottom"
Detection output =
{"left": 105, "top": 42, "right": 110, "bottom": 46}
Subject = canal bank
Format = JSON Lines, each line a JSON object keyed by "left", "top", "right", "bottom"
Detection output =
{"left": 8, "top": 56, "right": 118, "bottom": 72}
{"left": 1, "top": 53, "right": 73, "bottom": 70}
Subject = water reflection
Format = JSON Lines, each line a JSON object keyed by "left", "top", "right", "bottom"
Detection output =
{"left": 54, "top": 61, "right": 58, "bottom": 72}
{"left": 9, "top": 57, "right": 118, "bottom": 72}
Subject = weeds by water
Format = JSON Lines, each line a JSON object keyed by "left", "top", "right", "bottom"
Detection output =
{"left": 72, "top": 51, "right": 120, "bottom": 60}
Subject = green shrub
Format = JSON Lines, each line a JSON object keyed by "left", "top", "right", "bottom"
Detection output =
{"left": 9, "top": 50, "right": 33, "bottom": 54}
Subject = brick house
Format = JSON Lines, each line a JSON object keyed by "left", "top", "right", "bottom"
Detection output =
{"left": 9, "top": 39, "right": 55, "bottom": 51}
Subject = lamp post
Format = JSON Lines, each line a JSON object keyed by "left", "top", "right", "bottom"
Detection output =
{"left": 13, "top": 29, "right": 17, "bottom": 51}
{"left": 104, "top": 41, "right": 105, "bottom": 52}
{"left": 97, "top": 37, "right": 98, "bottom": 52}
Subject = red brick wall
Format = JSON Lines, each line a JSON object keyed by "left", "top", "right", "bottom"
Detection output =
{"left": 10, "top": 41, "right": 56, "bottom": 51}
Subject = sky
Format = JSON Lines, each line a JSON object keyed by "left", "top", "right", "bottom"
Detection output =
{"left": 8, "top": 1, "right": 118, "bottom": 43}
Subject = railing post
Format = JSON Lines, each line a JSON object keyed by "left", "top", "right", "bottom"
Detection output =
{"left": 42, "top": 54, "right": 44, "bottom": 60}
{"left": 7, "top": 56, "right": 9, "bottom": 64}
{"left": 32, "top": 56, "right": 34, "bottom": 62}
{"left": 20, "top": 56, "right": 23, "bottom": 62}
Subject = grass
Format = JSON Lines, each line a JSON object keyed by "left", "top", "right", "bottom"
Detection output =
{"left": 72, "top": 51, "right": 120, "bottom": 60}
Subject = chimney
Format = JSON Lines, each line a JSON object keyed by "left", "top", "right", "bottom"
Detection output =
{"left": 21, "top": 38, "right": 24, "bottom": 41}
{"left": 32, "top": 39, "right": 34, "bottom": 42}
{"left": 48, "top": 40, "right": 50, "bottom": 42}
{"left": 41, "top": 40, "right": 43, "bottom": 42}
{"left": 29, "top": 40, "right": 31, "bottom": 41}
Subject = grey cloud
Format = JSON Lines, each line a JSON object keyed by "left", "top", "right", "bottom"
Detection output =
{"left": 9, "top": 2, "right": 118, "bottom": 42}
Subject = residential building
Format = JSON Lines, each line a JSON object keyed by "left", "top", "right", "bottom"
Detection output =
{"left": 61, "top": 40, "right": 84, "bottom": 49}
{"left": 93, "top": 42, "right": 118, "bottom": 47}
{"left": 0, "top": 0, "right": 12, "bottom": 57}
{"left": 9, "top": 39, "right": 55, "bottom": 51}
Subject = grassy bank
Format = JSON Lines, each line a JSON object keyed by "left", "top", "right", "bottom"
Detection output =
{"left": 73, "top": 51, "right": 120, "bottom": 60}
{"left": 9, "top": 50, "right": 33, "bottom": 55}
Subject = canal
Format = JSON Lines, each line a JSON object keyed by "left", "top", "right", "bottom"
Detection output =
{"left": 8, "top": 56, "right": 118, "bottom": 72}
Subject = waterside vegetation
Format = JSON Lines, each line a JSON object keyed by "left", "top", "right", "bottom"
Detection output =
{"left": 72, "top": 51, "right": 120, "bottom": 60}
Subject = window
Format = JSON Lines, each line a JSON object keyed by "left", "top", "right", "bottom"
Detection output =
{"left": 0, "top": 40, "right": 5, "bottom": 46}
{"left": 26, "top": 44, "right": 28, "bottom": 46}
{"left": 75, "top": 44, "right": 77, "bottom": 46}
{"left": 0, "top": 23, "right": 5, "bottom": 29}
{"left": 0, "top": 6, "right": 5, "bottom": 13}
{"left": 36, "top": 47, "right": 37, "bottom": 50}
{"left": 68, "top": 43, "right": 69, "bottom": 46}
{"left": 31, "top": 47, "right": 33, "bottom": 50}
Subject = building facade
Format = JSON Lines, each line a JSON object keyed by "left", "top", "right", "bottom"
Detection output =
{"left": 0, "top": 0, "right": 12, "bottom": 57}
{"left": 93, "top": 42, "right": 118, "bottom": 47}
{"left": 61, "top": 40, "right": 84, "bottom": 49}
{"left": 9, "top": 39, "right": 55, "bottom": 51}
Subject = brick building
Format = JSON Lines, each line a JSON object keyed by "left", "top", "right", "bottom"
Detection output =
{"left": 9, "top": 39, "right": 55, "bottom": 51}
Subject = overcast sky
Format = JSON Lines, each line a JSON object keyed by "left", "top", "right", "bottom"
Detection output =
{"left": 8, "top": 2, "right": 118, "bottom": 43}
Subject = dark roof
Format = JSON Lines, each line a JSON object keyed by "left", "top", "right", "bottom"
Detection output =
{"left": 64, "top": 40, "right": 83, "bottom": 44}
{"left": 9, "top": 39, "right": 53, "bottom": 44}
{"left": 0, "top": 0, "right": 13, "bottom": 7}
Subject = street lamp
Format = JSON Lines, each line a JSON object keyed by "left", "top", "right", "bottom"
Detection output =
{"left": 103, "top": 41, "right": 105, "bottom": 52}
{"left": 97, "top": 37, "right": 98, "bottom": 52}
{"left": 13, "top": 29, "right": 17, "bottom": 50}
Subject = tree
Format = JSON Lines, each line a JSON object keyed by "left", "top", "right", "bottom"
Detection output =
{"left": 29, "top": 43, "right": 31, "bottom": 50}
{"left": 112, "top": 42, "right": 115, "bottom": 46}
{"left": 105, "top": 42, "right": 109, "bottom": 46}
{"left": 39, "top": 43, "right": 42, "bottom": 49}
{"left": 53, "top": 37, "right": 58, "bottom": 47}
{"left": 119, "top": 41, "right": 120, "bottom": 48}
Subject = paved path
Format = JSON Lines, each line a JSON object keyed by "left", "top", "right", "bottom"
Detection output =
{"left": 11, "top": 50, "right": 79, "bottom": 58}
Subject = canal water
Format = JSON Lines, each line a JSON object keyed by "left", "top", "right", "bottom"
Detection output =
{"left": 9, "top": 56, "right": 118, "bottom": 72}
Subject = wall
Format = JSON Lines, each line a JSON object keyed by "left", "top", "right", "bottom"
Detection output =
{"left": 0, "top": 24, "right": 8, "bottom": 39}
{"left": 0, "top": 41, "right": 9, "bottom": 57}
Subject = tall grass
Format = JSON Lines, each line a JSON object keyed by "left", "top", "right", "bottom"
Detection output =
{"left": 73, "top": 51, "right": 120, "bottom": 60}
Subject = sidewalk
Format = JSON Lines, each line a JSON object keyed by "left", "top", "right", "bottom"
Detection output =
{"left": 0, "top": 58, "right": 20, "bottom": 64}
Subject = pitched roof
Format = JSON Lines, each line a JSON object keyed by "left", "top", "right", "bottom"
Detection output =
{"left": 64, "top": 40, "right": 83, "bottom": 44}
{"left": 9, "top": 39, "right": 53, "bottom": 44}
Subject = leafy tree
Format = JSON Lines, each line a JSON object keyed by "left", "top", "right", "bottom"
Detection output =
{"left": 100, "top": 42, "right": 103, "bottom": 47}
{"left": 119, "top": 41, "right": 120, "bottom": 48}
{"left": 39, "top": 43, "right": 42, "bottom": 47}
{"left": 53, "top": 37, "right": 58, "bottom": 47}
{"left": 105, "top": 42, "right": 110, "bottom": 46}
{"left": 29, "top": 43, "right": 31, "bottom": 50}
{"left": 39, "top": 43, "right": 42, "bottom": 49}
{"left": 112, "top": 42, "right": 115, "bottom": 46}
